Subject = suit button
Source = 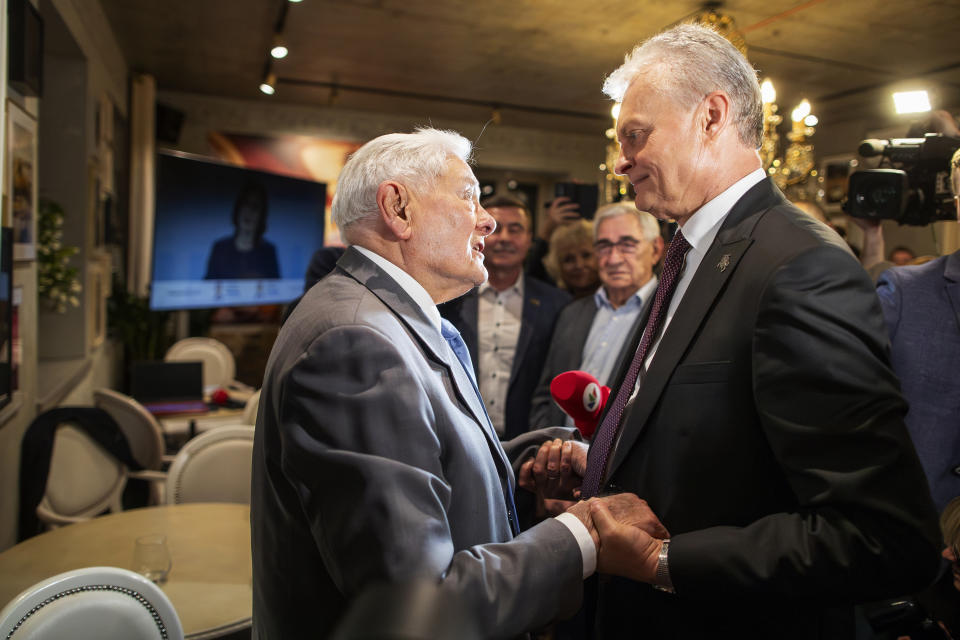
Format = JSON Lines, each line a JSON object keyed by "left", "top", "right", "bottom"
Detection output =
{"left": 952, "top": 465, "right": 960, "bottom": 477}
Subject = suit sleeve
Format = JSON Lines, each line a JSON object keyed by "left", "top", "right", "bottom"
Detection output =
{"left": 669, "top": 245, "right": 941, "bottom": 601}
{"left": 529, "top": 306, "right": 575, "bottom": 429}
{"left": 876, "top": 266, "right": 904, "bottom": 342}
{"left": 279, "top": 323, "right": 582, "bottom": 636}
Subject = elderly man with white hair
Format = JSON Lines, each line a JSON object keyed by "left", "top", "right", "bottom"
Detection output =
{"left": 250, "top": 127, "right": 665, "bottom": 639}
{"left": 530, "top": 202, "right": 663, "bottom": 429}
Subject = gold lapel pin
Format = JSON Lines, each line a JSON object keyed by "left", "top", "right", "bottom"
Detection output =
{"left": 717, "top": 254, "right": 731, "bottom": 272}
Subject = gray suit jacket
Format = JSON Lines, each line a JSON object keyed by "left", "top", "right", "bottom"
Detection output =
{"left": 251, "top": 247, "right": 583, "bottom": 639}
{"left": 529, "top": 295, "right": 650, "bottom": 429}
{"left": 529, "top": 296, "right": 600, "bottom": 428}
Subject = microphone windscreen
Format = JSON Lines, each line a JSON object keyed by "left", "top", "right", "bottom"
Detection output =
{"left": 550, "top": 370, "right": 609, "bottom": 438}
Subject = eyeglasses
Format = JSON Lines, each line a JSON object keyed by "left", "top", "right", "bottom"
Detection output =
{"left": 594, "top": 237, "right": 641, "bottom": 258}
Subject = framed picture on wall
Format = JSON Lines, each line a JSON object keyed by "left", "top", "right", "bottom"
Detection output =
{"left": 6, "top": 101, "right": 38, "bottom": 261}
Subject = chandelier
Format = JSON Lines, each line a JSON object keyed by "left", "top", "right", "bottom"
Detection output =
{"left": 760, "top": 79, "right": 819, "bottom": 190}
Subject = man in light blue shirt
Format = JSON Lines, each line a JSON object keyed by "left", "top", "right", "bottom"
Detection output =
{"left": 530, "top": 202, "right": 662, "bottom": 428}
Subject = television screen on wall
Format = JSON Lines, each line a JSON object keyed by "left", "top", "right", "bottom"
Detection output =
{"left": 149, "top": 151, "right": 326, "bottom": 311}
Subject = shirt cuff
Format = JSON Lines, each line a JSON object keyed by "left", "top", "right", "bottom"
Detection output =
{"left": 555, "top": 512, "right": 597, "bottom": 579}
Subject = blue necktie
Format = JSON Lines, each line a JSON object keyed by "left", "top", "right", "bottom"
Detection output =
{"left": 440, "top": 318, "right": 520, "bottom": 534}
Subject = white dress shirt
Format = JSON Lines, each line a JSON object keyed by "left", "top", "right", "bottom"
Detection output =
{"left": 353, "top": 245, "right": 596, "bottom": 577}
{"left": 643, "top": 169, "right": 766, "bottom": 371}
{"left": 477, "top": 277, "right": 524, "bottom": 437}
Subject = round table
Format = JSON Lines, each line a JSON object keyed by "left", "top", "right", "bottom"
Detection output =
{"left": 0, "top": 503, "right": 251, "bottom": 639}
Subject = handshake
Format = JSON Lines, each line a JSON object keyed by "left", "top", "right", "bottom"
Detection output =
{"left": 519, "top": 439, "right": 669, "bottom": 584}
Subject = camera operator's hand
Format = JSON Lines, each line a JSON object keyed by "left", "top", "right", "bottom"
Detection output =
{"left": 537, "top": 197, "right": 582, "bottom": 241}
{"left": 928, "top": 110, "right": 960, "bottom": 138}
{"left": 849, "top": 216, "right": 885, "bottom": 270}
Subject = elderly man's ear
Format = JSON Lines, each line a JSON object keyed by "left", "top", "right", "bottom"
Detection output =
{"left": 377, "top": 181, "right": 413, "bottom": 240}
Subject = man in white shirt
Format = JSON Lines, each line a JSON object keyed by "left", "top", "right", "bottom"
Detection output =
{"left": 530, "top": 202, "right": 662, "bottom": 428}
{"left": 440, "top": 194, "right": 571, "bottom": 438}
{"left": 250, "top": 128, "right": 666, "bottom": 639}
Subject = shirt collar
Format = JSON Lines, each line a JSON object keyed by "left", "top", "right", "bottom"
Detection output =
{"left": 595, "top": 275, "right": 659, "bottom": 310}
{"left": 679, "top": 168, "right": 765, "bottom": 254}
{"left": 353, "top": 245, "right": 442, "bottom": 332}
{"left": 478, "top": 273, "right": 524, "bottom": 298}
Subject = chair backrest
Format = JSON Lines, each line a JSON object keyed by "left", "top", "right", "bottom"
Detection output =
{"left": 93, "top": 388, "right": 165, "bottom": 471}
{"left": 241, "top": 388, "right": 261, "bottom": 425}
{"left": 165, "top": 426, "right": 255, "bottom": 504}
{"left": 36, "top": 425, "right": 127, "bottom": 527}
{"left": 0, "top": 566, "right": 184, "bottom": 640}
{"left": 165, "top": 337, "right": 236, "bottom": 391}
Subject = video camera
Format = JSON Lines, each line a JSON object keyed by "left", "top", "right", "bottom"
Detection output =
{"left": 845, "top": 133, "right": 960, "bottom": 225}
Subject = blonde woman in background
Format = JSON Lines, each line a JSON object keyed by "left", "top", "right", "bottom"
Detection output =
{"left": 543, "top": 219, "right": 600, "bottom": 298}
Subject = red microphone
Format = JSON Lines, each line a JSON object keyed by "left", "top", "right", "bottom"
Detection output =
{"left": 550, "top": 370, "right": 610, "bottom": 438}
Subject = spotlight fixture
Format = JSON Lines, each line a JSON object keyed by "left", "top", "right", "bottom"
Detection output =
{"left": 271, "top": 35, "right": 288, "bottom": 59}
{"left": 260, "top": 72, "right": 277, "bottom": 95}
{"left": 893, "top": 90, "right": 931, "bottom": 115}
{"left": 288, "top": 0, "right": 302, "bottom": 3}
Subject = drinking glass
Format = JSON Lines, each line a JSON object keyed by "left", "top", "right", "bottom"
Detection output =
{"left": 133, "top": 533, "right": 172, "bottom": 584}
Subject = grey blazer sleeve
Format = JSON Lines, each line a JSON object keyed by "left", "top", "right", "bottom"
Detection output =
{"left": 281, "top": 323, "right": 583, "bottom": 637}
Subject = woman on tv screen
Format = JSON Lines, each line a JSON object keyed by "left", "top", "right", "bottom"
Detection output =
{"left": 204, "top": 179, "right": 281, "bottom": 280}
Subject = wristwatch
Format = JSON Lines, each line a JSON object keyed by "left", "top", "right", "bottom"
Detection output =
{"left": 653, "top": 539, "right": 675, "bottom": 594}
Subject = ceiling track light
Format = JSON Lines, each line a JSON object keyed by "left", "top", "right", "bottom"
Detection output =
{"left": 271, "top": 34, "right": 288, "bottom": 59}
{"left": 260, "top": 72, "right": 277, "bottom": 95}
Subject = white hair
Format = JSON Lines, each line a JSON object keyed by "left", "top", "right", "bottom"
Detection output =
{"left": 331, "top": 127, "right": 473, "bottom": 231}
{"left": 603, "top": 24, "right": 763, "bottom": 149}
{"left": 593, "top": 202, "right": 660, "bottom": 243}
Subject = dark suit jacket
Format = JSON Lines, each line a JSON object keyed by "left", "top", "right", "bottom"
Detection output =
{"left": 593, "top": 179, "right": 941, "bottom": 639}
{"left": 529, "top": 294, "right": 652, "bottom": 429}
{"left": 877, "top": 250, "right": 960, "bottom": 511}
{"left": 251, "top": 248, "right": 582, "bottom": 639}
{"left": 439, "top": 275, "right": 571, "bottom": 439}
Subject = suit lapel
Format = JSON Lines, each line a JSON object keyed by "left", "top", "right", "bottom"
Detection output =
{"left": 510, "top": 277, "right": 537, "bottom": 381}
{"left": 571, "top": 298, "right": 600, "bottom": 367}
{"left": 605, "top": 179, "right": 780, "bottom": 479}
{"left": 461, "top": 290, "right": 480, "bottom": 375}
{"left": 338, "top": 249, "right": 495, "bottom": 443}
{"left": 943, "top": 251, "right": 960, "bottom": 334}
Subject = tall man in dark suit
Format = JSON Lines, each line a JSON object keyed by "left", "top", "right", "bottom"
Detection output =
{"left": 250, "top": 128, "right": 663, "bottom": 639}
{"left": 529, "top": 24, "right": 942, "bottom": 639}
{"left": 440, "top": 195, "right": 571, "bottom": 439}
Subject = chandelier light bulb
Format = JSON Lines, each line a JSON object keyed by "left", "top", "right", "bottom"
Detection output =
{"left": 792, "top": 99, "right": 811, "bottom": 123}
{"left": 760, "top": 79, "right": 776, "bottom": 104}
{"left": 804, "top": 114, "right": 819, "bottom": 127}
{"left": 271, "top": 44, "right": 288, "bottom": 59}
{"left": 611, "top": 102, "right": 621, "bottom": 120}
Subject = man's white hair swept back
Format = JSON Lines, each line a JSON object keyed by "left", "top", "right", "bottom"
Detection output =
{"left": 332, "top": 127, "right": 473, "bottom": 233}
{"left": 602, "top": 24, "right": 763, "bottom": 149}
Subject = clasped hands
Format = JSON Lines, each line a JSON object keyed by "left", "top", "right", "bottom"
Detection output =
{"left": 518, "top": 439, "right": 669, "bottom": 583}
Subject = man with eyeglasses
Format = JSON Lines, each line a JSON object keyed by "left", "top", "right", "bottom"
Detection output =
{"left": 530, "top": 202, "right": 663, "bottom": 429}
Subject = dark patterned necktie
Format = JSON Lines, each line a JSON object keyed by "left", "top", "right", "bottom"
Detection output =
{"left": 581, "top": 231, "right": 692, "bottom": 498}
